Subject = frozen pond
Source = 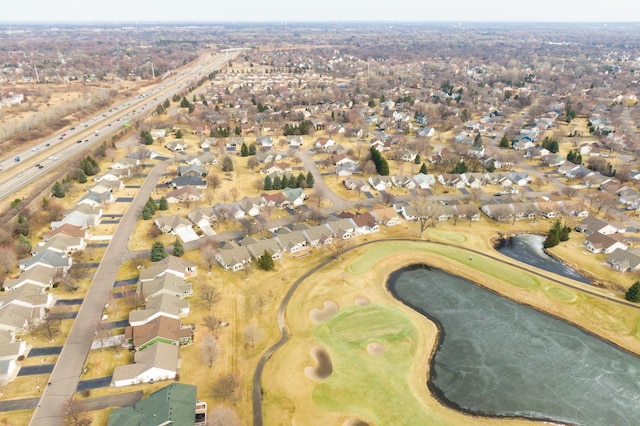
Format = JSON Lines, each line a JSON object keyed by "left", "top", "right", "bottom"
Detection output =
{"left": 495, "top": 233, "right": 590, "bottom": 283}
{"left": 389, "top": 265, "right": 640, "bottom": 425}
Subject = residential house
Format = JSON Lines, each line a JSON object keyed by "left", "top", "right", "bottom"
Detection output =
{"left": 165, "top": 140, "right": 187, "bottom": 152}
{"left": 255, "top": 151, "right": 286, "bottom": 164}
{"left": 608, "top": 248, "right": 640, "bottom": 272}
{"left": 343, "top": 178, "right": 370, "bottom": 192}
{"left": 256, "top": 136, "right": 274, "bottom": 148}
{"left": 154, "top": 215, "right": 194, "bottom": 237}
{"left": 283, "top": 187, "right": 306, "bottom": 207}
{"left": 51, "top": 205, "right": 102, "bottom": 230}
{"left": 391, "top": 175, "right": 417, "bottom": 190}
{"left": 325, "top": 217, "right": 356, "bottom": 239}
{"left": 237, "top": 196, "right": 265, "bottom": 217}
{"left": 128, "top": 294, "right": 190, "bottom": 327}
{"left": 165, "top": 186, "right": 203, "bottom": 204}
{"left": 108, "top": 383, "right": 199, "bottom": 425}
{"left": 226, "top": 137, "right": 244, "bottom": 153}
{"left": 170, "top": 175, "right": 207, "bottom": 189}
{"left": 351, "top": 213, "right": 380, "bottom": 234}
{"left": 215, "top": 245, "right": 252, "bottom": 272}
{"left": 137, "top": 274, "right": 193, "bottom": 301}
{"left": 287, "top": 135, "right": 303, "bottom": 147}
{"left": 110, "top": 342, "right": 179, "bottom": 387}
{"left": 301, "top": 224, "right": 334, "bottom": 247}
{"left": 18, "top": 248, "right": 72, "bottom": 275}
{"left": 187, "top": 207, "right": 218, "bottom": 236}
{"left": 0, "top": 284, "right": 55, "bottom": 333}
{"left": 138, "top": 256, "right": 197, "bottom": 281}
{"left": 262, "top": 192, "right": 291, "bottom": 210}
{"left": 314, "top": 137, "right": 335, "bottom": 150}
{"left": 0, "top": 338, "right": 29, "bottom": 384}
{"left": 76, "top": 191, "right": 114, "bottom": 207}
{"left": 371, "top": 205, "right": 401, "bottom": 226}
{"left": 585, "top": 232, "right": 628, "bottom": 254}
{"left": 260, "top": 162, "right": 292, "bottom": 175}
{"left": 275, "top": 227, "right": 309, "bottom": 254}
{"left": 110, "top": 158, "right": 139, "bottom": 170}
{"left": 576, "top": 217, "right": 624, "bottom": 235}
{"left": 94, "top": 169, "right": 131, "bottom": 183}
{"left": 413, "top": 173, "right": 436, "bottom": 189}
{"left": 178, "top": 165, "right": 206, "bottom": 177}
{"left": 241, "top": 237, "right": 282, "bottom": 261}
{"left": 368, "top": 175, "right": 392, "bottom": 192}
{"left": 3, "top": 266, "right": 56, "bottom": 291}
{"left": 184, "top": 153, "right": 217, "bottom": 166}
{"left": 200, "top": 137, "right": 217, "bottom": 150}
{"left": 124, "top": 316, "right": 192, "bottom": 351}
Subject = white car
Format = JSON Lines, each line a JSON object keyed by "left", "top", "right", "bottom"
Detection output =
{"left": 32, "top": 147, "right": 39, "bottom": 151}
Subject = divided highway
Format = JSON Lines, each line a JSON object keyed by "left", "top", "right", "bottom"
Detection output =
{"left": 0, "top": 50, "right": 239, "bottom": 201}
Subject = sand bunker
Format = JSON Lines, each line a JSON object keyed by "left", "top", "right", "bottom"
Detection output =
{"left": 304, "top": 346, "right": 333, "bottom": 381}
{"left": 309, "top": 300, "right": 339, "bottom": 323}
{"left": 343, "top": 419, "right": 370, "bottom": 426}
{"left": 354, "top": 297, "right": 370, "bottom": 306}
{"left": 366, "top": 342, "right": 385, "bottom": 355}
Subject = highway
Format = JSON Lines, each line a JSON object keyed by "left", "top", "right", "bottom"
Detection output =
{"left": 0, "top": 50, "right": 239, "bottom": 201}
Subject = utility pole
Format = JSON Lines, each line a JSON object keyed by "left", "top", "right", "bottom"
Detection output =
{"left": 151, "top": 62, "right": 155, "bottom": 78}
{"left": 33, "top": 65, "right": 40, "bottom": 83}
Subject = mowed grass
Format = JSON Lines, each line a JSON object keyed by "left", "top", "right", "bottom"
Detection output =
{"left": 311, "top": 304, "right": 448, "bottom": 425}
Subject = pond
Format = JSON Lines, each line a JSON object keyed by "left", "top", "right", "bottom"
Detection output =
{"left": 495, "top": 233, "right": 590, "bottom": 283}
{"left": 389, "top": 265, "right": 640, "bottom": 425}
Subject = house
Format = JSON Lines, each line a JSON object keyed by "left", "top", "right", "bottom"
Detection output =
{"left": 184, "top": 153, "right": 217, "bottom": 166}
{"left": 76, "top": 191, "right": 114, "bottom": 207}
{"left": 138, "top": 256, "right": 197, "bottom": 281}
{"left": 166, "top": 186, "right": 203, "bottom": 204}
{"left": 351, "top": 213, "right": 380, "bottom": 234}
{"left": 150, "top": 129, "right": 167, "bottom": 140}
{"left": 0, "top": 284, "right": 55, "bottom": 333}
{"left": 128, "top": 294, "right": 190, "bottom": 327}
{"left": 19, "top": 248, "right": 72, "bottom": 274}
{"left": 0, "top": 338, "right": 29, "bottom": 384}
{"left": 108, "top": 383, "right": 199, "bottom": 426}
{"left": 585, "top": 232, "right": 628, "bottom": 254}
{"left": 282, "top": 187, "right": 306, "bottom": 207}
{"left": 87, "top": 180, "right": 125, "bottom": 194}
{"left": 200, "top": 137, "right": 217, "bottom": 149}
{"left": 241, "top": 237, "right": 282, "bottom": 261}
{"left": 301, "top": 224, "right": 334, "bottom": 247}
{"left": 576, "top": 217, "right": 624, "bottom": 235}
{"left": 215, "top": 246, "right": 252, "bottom": 271}
{"left": 343, "top": 178, "right": 370, "bottom": 192}
{"left": 368, "top": 175, "right": 392, "bottom": 192}
{"left": 3, "top": 266, "right": 56, "bottom": 291}
{"left": 260, "top": 162, "right": 292, "bottom": 175}
{"left": 287, "top": 135, "right": 303, "bottom": 147}
{"left": 237, "top": 196, "right": 265, "bottom": 217}
{"left": 165, "top": 140, "right": 187, "bottom": 152}
{"left": 336, "top": 162, "right": 361, "bottom": 177}
{"left": 124, "top": 316, "right": 192, "bottom": 351}
{"left": 170, "top": 175, "right": 207, "bottom": 189}
{"left": 608, "top": 248, "right": 640, "bottom": 272}
{"left": 256, "top": 136, "right": 274, "bottom": 148}
{"left": 226, "top": 137, "right": 244, "bottom": 153}
{"left": 178, "top": 164, "right": 206, "bottom": 177}
{"left": 33, "top": 233, "right": 85, "bottom": 256}
{"left": 314, "top": 137, "right": 335, "bottom": 150}
{"left": 155, "top": 214, "right": 194, "bottom": 235}
{"left": 325, "top": 218, "right": 356, "bottom": 239}
{"left": 51, "top": 205, "right": 102, "bottom": 230}
{"left": 262, "top": 192, "right": 291, "bottom": 210}
{"left": 94, "top": 168, "right": 131, "bottom": 183}
{"left": 255, "top": 151, "right": 286, "bottom": 164}
{"left": 391, "top": 175, "right": 417, "bottom": 190}
{"left": 110, "top": 158, "right": 139, "bottom": 170}
{"left": 417, "top": 126, "right": 435, "bottom": 137}
{"left": 371, "top": 205, "right": 401, "bottom": 226}
{"left": 137, "top": 274, "right": 193, "bottom": 301}
{"left": 41, "top": 224, "right": 87, "bottom": 242}
{"left": 506, "top": 171, "right": 531, "bottom": 186}
{"left": 413, "top": 173, "right": 435, "bottom": 189}
{"left": 187, "top": 207, "right": 218, "bottom": 235}
{"left": 110, "top": 342, "right": 179, "bottom": 387}
{"left": 275, "top": 227, "right": 309, "bottom": 254}
{"left": 400, "top": 151, "right": 418, "bottom": 162}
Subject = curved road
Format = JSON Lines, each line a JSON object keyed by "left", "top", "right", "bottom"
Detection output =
{"left": 251, "top": 237, "right": 640, "bottom": 425}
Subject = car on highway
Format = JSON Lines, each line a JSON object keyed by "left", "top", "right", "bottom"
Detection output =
{"left": 77, "top": 140, "right": 82, "bottom": 143}
{"left": 45, "top": 143, "right": 50, "bottom": 147}
{"left": 32, "top": 147, "right": 39, "bottom": 151}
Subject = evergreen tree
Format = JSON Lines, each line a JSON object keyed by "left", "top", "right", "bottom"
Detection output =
{"left": 75, "top": 170, "right": 87, "bottom": 183}
{"left": 175, "top": 129, "right": 183, "bottom": 139}
{"left": 473, "top": 133, "right": 483, "bottom": 147}
{"left": 172, "top": 239, "right": 184, "bottom": 257}
{"left": 379, "top": 157, "right": 390, "bottom": 175}
{"left": 234, "top": 126, "right": 241, "bottom": 136}
{"left": 419, "top": 163, "right": 428, "bottom": 174}
{"left": 147, "top": 197, "right": 157, "bottom": 214}
{"left": 280, "top": 175, "right": 290, "bottom": 189}
{"left": 248, "top": 144, "right": 257, "bottom": 155}
{"left": 150, "top": 241, "right": 167, "bottom": 262}
{"left": 414, "top": 153, "right": 421, "bottom": 164}
{"left": 17, "top": 235, "right": 31, "bottom": 256}
{"left": 264, "top": 175, "right": 273, "bottom": 191}
{"left": 499, "top": 134, "right": 510, "bottom": 148}
{"left": 158, "top": 196, "right": 169, "bottom": 211}
{"left": 240, "top": 142, "right": 249, "bottom": 157}
{"left": 626, "top": 281, "right": 640, "bottom": 302}
{"left": 142, "top": 205, "right": 154, "bottom": 220}
{"left": 52, "top": 181, "right": 65, "bottom": 198}
{"left": 14, "top": 215, "right": 30, "bottom": 237}
{"left": 272, "top": 176, "right": 282, "bottom": 190}
{"left": 258, "top": 250, "right": 275, "bottom": 271}
{"left": 306, "top": 171, "right": 315, "bottom": 188}
{"left": 452, "top": 161, "right": 468, "bottom": 174}
{"left": 297, "top": 173, "right": 306, "bottom": 188}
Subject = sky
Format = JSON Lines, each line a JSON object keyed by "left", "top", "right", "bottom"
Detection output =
{"left": 1, "top": 0, "right": 639, "bottom": 23}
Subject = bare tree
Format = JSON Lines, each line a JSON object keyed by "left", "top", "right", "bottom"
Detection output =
{"left": 201, "top": 240, "right": 218, "bottom": 272}
{"left": 59, "top": 275, "right": 79, "bottom": 293}
{"left": 409, "top": 195, "right": 440, "bottom": 238}
{"left": 230, "top": 187, "right": 239, "bottom": 201}
{"left": 247, "top": 156, "right": 260, "bottom": 171}
{"left": 207, "top": 173, "right": 221, "bottom": 194}
{"left": 203, "top": 314, "right": 222, "bottom": 335}
{"left": 0, "top": 245, "right": 17, "bottom": 275}
{"left": 199, "top": 332, "right": 220, "bottom": 368}
{"left": 560, "top": 186, "right": 578, "bottom": 199}
{"left": 208, "top": 405, "right": 241, "bottom": 426}
{"left": 31, "top": 315, "right": 61, "bottom": 342}
{"left": 213, "top": 372, "right": 241, "bottom": 402}
{"left": 243, "top": 323, "right": 263, "bottom": 348}
{"left": 198, "top": 281, "right": 221, "bottom": 310}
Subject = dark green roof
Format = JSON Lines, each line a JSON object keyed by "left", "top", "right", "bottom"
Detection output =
{"left": 108, "top": 383, "right": 196, "bottom": 426}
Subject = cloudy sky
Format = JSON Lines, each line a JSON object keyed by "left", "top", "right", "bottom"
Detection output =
{"left": 2, "top": 0, "right": 639, "bottom": 23}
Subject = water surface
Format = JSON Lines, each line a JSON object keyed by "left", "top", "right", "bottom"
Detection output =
{"left": 496, "top": 233, "right": 589, "bottom": 283}
{"left": 390, "top": 265, "right": 640, "bottom": 425}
